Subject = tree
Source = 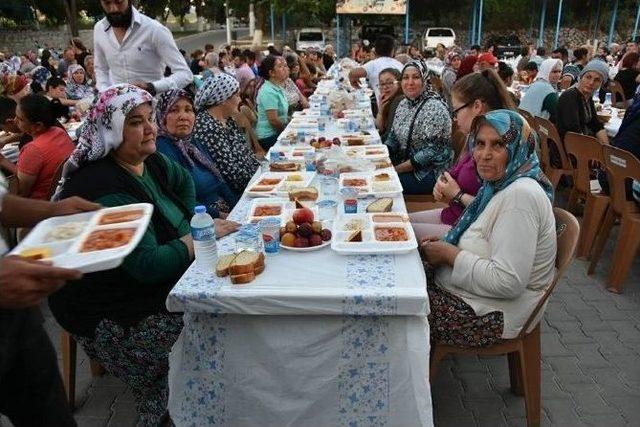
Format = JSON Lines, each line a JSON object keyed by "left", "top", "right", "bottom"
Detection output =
{"left": 168, "top": 0, "right": 190, "bottom": 28}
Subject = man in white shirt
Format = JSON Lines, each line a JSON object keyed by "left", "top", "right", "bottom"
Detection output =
{"left": 93, "top": 0, "right": 193, "bottom": 95}
{"left": 349, "top": 35, "right": 403, "bottom": 102}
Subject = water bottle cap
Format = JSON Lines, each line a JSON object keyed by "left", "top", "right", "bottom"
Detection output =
{"left": 194, "top": 205, "right": 206, "bottom": 214}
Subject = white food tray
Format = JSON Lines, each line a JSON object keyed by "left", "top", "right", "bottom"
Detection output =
{"left": 342, "top": 144, "right": 390, "bottom": 160}
{"left": 245, "top": 171, "right": 316, "bottom": 198}
{"left": 292, "top": 109, "right": 321, "bottom": 118}
{"left": 269, "top": 146, "right": 315, "bottom": 162}
{"left": 331, "top": 213, "right": 417, "bottom": 255}
{"left": 10, "top": 203, "right": 153, "bottom": 273}
{"left": 339, "top": 172, "right": 403, "bottom": 198}
{"left": 245, "top": 198, "right": 318, "bottom": 226}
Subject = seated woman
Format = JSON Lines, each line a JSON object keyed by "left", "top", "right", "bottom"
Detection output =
{"left": 410, "top": 69, "right": 516, "bottom": 239}
{"left": 83, "top": 55, "right": 96, "bottom": 87}
{"left": 519, "top": 58, "right": 562, "bottom": 122}
{"left": 156, "top": 89, "right": 239, "bottom": 217}
{"left": 15, "top": 94, "right": 74, "bottom": 199}
{"left": 28, "top": 65, "right": 52, "bottom": 94}
{"left": 557, "top": 60, "right": 610, "bottom": 144}
{"left": 284, "top": 54, "right": 310, "bottom": 113}
{"left": 255, "top": 55, "right": 290, "bottom": 150}
{"left": 65, "top": 64, "right": 94, "bottom": 100}
{"left": 192, "top": 72, "right": 260, "bottom": 194}
{"left": 614, "top": 52, "right": 640, "bottom": 104}
{"left": 49, "top": 84, "right": 239, "bottom": 425}
{"left": 441, "top": 50, "right": 462, "bottom": 109}
{"left": 375, "top": 68, "right": 403, "bottom": 140}
{"left": 423, "top": 109, "right": 556, "bottom": 347}
{"left": 384, "top": 60, "right": 453, "bottom": 194}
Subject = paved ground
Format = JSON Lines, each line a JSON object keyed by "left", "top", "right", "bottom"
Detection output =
{"left": 1, "top": 222, "right": 638, "bottom": 427}
{"left": 174, "top": 28, "right": 250, "bottom": 55}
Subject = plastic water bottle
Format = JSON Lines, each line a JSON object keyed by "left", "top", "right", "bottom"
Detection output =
{"left": 190, "top": 206, "right": 218, "bottom": 271}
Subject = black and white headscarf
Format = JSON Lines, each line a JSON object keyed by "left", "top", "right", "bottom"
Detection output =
{"left": 194, "top": 72, "right": 240, "bottom": 111}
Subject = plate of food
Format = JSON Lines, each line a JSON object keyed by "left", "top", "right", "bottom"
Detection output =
{"left": 342, "top": 144, "right": 389, "bottom": 160}
{"left": 331, "top": 213, "right": 416, "bottom": 255}
{"left": 278, "top": 207, "right": 332, "bottom": 251}
{"left": 245, "top": 171, "right": 316, "bottom": 197}
{"left": 339, "top": 172, "right": 403, "bottom": 198}
{"left": 10, "top": 203, "right": 154, "bottom": 273}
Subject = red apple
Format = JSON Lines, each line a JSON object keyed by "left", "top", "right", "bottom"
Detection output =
{"left": 292, "top": 207, "right": 314, "bottom": 225}
{"left": 298, "top": 223, "right": 313, "bottom": 238}
{"left": 318, "top": 136, "right": 326, "bottom": 142}
{"left": 294, "top": 236, "right": 310, "bottom": 248}
{"left": 309, "top": 234, "right": 323, "bottom": 246}
{"left": 320, "top": 229, "right": 332, "bottom": 241}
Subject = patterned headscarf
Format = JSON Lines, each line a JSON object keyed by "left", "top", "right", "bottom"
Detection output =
{"left": 444, "top": 109, "right": 553, "bottom": 245}
{"left": 194, "top": 72, "right": 239, "bottom": 111}
{"left": 53, "top": 84, "right": 155, "bottom": 200}
{"left": 156, "top": 89, "right": 222, "bottom": 178}
{"left": 30, "top": 66, "right": 51, "bottom": 89}
{"left": 65, "top": 64, "right": 93, "bottom": 100}
{"left": 401, "top": 59, "right": 440, "bottom": 106}
{"left": 0, "top": 74, "right": 29, "bottom": 97}
{"left": 445, "top": 49, "right": 462, "bottom": 65}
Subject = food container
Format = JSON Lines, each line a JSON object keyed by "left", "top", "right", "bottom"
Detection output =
{"left": 331, "top": 213, "right": 417, "bottom": 255}
{"left": 344, "top": 199, "right": 358, "bottom": 214}
{"left": 320, "top": 176, "right": 339, "bottom": 198}
{"left": 10, "top": 204, "right": 153, "bottom": 273}
{"left": 245, "top": 171, "right": 316, "bottom": 198}
{"left": 339, "top": 172, "right": 403, "bottom": 198}
{"left": 259, "top": 217, "right": 281, "bottom": 254}
{"left": 317, "top": 200, "right": 337, "bottom": 221}
{"left": 304, "top": 151, "right": 316, "bottom": 172}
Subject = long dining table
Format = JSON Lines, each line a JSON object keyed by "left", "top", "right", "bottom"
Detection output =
{"left": 166, "top": 80, "right": 433, "bottom": 426}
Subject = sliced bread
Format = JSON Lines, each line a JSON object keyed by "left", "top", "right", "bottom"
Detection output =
{"left": 216, "top": 253, "right": 238, "bottom": 277}
{"left": 230, "top": 271, "right": 256, "bottom": 285}
{"left": 289, "top": 187, "right": 318, "bottom": 201}
{"left": 229, "top": 250, "right": 261, "bottom": 276}
{"left": 366, "top": 198, "right": 393, "bottom": 213}
{"left": 347, "top": 229, "right": 362, "bottom": 242}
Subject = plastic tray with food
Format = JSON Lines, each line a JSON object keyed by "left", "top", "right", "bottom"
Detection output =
{"left": 245, "top": 171, "right": 316, "bottom": 198}
{"left": 292, "top": 109, "right": 321, "bottom": 118}
{"left": 10, "top": 203, "right": 153, "bottom": 273}
{"left": 331, "top": 213, "right": 417, "bottom": 255}
{"left": 339, "top": 172, "right": 403, "bottom": 198}
{"left": 339, "top": 133, "right": 381, "bottom": 146}
{"left": 342, "top": 144, "right": 389, "bottom": 160}
{"left": 245, "top": 198, "right": 293, "bottom": 225}
{"left": 269, "top": 146, "right": 315, "bottom": 162}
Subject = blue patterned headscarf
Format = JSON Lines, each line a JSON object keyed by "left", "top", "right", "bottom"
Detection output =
{"left": 444, "top": 109, "right": 553, "bottom": 245}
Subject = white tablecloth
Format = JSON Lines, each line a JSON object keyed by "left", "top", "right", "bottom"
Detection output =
{"left": 166, "top": 86, "right": 433, "bottom": 426}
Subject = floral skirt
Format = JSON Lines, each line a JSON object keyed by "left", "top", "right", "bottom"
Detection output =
{"left": 427, "top": 283, "right": 504, "bottom": 348}
{"left": 75, "top": 313, "right": 183, "bottom": 426}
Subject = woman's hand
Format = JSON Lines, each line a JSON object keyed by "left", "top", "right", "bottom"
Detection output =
{"left": 214, "top": 219, "right": 240, "bottom": 238}
{"left": 434, "top": 172, "right": 461, "bottom": 203}
{"left": 180, "top": 234, "right": 194, "bottom": 259}
{"left": 420, "top": 239, "right": 461, "bottom": 267}
{"left": 51, "top": 197, "right": 101, "bottom": 217}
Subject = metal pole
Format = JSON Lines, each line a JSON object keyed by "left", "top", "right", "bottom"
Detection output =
{"left": 593, "top": 0, "right": 601, "bottom": 40}
{"left": 471, "top": 0, "right": 478, "bottom": 46}
{"left": 634, "top": 2, "right": 640, "bottom": 42}
{"left": 538, "top": 0, "right": 547, "bottom": 48}
{"left": 477, "top": 0, "right": 484, "bottom": 46}
{"left": 225, "top": 1, "right": 232, "bottom": 45}
{"left": 608, "top": 0, "right": 619, "bottom": 46}
{"left": 554, "top": 0, "right": 564, "bottom": 49}
{"left": 336, "top": 14, "right": 340, "bottom": 58}
{"left": 270, "top": 2, "right": 275, "bottom": 44}
{"left": 404, "top": 0, "right": 410, "bottom": 45}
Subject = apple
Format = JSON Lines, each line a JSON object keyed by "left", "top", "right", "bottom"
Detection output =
{"left": 318, "top": 136, "right": 326, "bottom": 142}
{"left": 311, "top": 221, "right": 323, "bottom": 234}
{"left": 292, "top": 207, "right": 314, "bottom": 225}
{"left": 298, "top": 223, "right": 313, "bottom": 238}
{"left": 320, "top": 229, "right": 332, "bottom": 241}
{"left": 309, "top": 234, "right": 323, "bottom": 247}
{"left": 285, "top": 220, "right": 297, "bottom": 233}
{"left": 332, "top": 137, "right": 341, "bottom": 146}
{"left": 294, "top": 236, "right": 310, "bottom": 248}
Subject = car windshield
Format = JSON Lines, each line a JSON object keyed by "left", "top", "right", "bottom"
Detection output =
{"left": 428, "top": 29, "right": 453, "bottom": 37}
{"left": 299, "top": 32, "right": 323, "bottom": 42}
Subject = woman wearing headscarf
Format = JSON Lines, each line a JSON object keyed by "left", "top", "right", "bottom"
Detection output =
{"left": 557, "top": 60, "right": 610, "bottom": 144}
{"left": 191, "top": 72, "right": 260, "bottom": 194}
{"left": 49, "top": 84, "right": 239, "bottom": 425}
{"left": 156, "top": 89, "right": 239, "bottom": 217}
{"left": 0, "top": 73, "right": 30, "bottom": 101}
{"left": 65, "top": 64, "right": 94, "bottom": 100}
{"left": 441, "top": 49, "right": 462, "bottom": 109}
{"left": 28, "top": 65, "right": 52, "bottom": 93}
{"left": 519, "top": 58, "right": 563, "bottom": 122}
{"left": 422, "top": 110, "right": 556, "bottom": 347}
{"left": 384, "top": 60, "right": 453, "bottom": 194}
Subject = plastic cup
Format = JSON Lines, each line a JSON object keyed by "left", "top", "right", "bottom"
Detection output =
{"left": 318, "top": 116, "right": 327, "bottom": 132}
{"left": 304, "top": 151, "right": 316, "bottom": 172}
{"left": 317, "top": 199, "right": 338, "bottom": 221}
{"left": 260, "top": 159, "right": 271, "bottom": 174}
{"left": 321, "top": 176, "right": 339, "bottom": 198}
{"left": 259, "top": 217, "right": 281, "bottom": 254}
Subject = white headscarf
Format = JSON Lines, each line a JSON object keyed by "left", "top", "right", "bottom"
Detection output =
{"left": 536, "top": 58, "right": 563, "bottom": 82}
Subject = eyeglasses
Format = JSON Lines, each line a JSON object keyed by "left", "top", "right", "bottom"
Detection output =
{"left": 452, "top": 101, "right": 472, "bottom": 118}
{"left": 379, "top": 81, "right": 397, "bottom": 88}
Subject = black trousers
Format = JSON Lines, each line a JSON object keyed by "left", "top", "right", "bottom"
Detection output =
{"left": 0, "top": 307, "right": 76, "bottom": 427}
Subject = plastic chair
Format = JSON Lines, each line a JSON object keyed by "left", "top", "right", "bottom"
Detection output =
{"left": 588, "top": 145, "right": 640, "bottom": 293}
{"left": 563, "top": 132, "right": 610, "bottom": 257}
{"left": 61, "top": 331, "right": 105, "bottom": 410}
{"left": 518, "top": 108, "right": 537, "bottom": 130}
{"left": 430, "top": 208, "right": 579, "bottom": 427}
{"left": 534, "top": 117, "right": 573, "bottom": 193}
{"left": 609, "top": 80, "right": 627, "bottom": 109}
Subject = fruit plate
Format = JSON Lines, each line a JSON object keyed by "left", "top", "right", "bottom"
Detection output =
{"left": 280, "top": 239, "right": 331, "bottom": 252}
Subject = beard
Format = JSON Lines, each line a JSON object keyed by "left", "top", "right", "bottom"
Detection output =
{"left": 106, "top": 4, "right": 133, "bottom": 28}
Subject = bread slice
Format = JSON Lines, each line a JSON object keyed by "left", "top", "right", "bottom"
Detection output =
{"left": 216, "top": 253, "right": 237, "bottom": 277}
{"left": 346, "top": 137, "right": 365, "bottom": 146}
{"left": 366, "top": 198, "right": 393, "bottom": 213}
{"left": 373, "top": 173, "right": 391, "bottom": 182}
{"left": 254, "top": 264, "right": 265, "bottom": 275}
{"left": 270, "top": 162, "right": 299, "bottom": 172}
{"left": 230, "top": 272, "right": 256, "bottom": 285}
{"left": 229, "top": 250, "right": 261, "bottom": 276}
{"left": 289, "top": 187, "right": 318, "bottom": 201}
{"left": 347, "top": 229, "right": 362, "bottom": 242}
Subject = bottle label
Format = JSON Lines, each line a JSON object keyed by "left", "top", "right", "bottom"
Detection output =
{"left": 191, "top": 225, "right": 216, "bottom": 241}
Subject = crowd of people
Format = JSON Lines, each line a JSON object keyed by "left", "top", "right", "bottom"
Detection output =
{"left": 1, "top": 0, "right": 639, "bottom": 425}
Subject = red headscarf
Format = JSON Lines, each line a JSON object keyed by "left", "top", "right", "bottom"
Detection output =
{"left": 457, "top": 55, "right": 477, "bottom": 79}
{"left": 0, "top": 74, "right": 29, "bottom": 97}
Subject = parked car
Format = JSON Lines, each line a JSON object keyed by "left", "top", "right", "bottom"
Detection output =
{"left": 486, "top": 34, "right": 524, "bottom": 59}
{"left": 296, "top": 28, "right": 326, "bottom": 52}
{"left": 422, "top": 27, "right": 456, "bottom": 51}
{"left": 358, "top": 24, "right": 396, "bottom": 44}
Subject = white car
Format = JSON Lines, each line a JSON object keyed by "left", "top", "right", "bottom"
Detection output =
{"left": 296, "top": 28, "right": 325, "bottom": 52}
{"left": 422, "top": 27, "right": 456, "bottom": 51}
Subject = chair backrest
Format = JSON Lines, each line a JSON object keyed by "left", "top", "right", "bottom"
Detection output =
{"left": 240, "top": 104, "right": 257, "bottom": 127}
{"left": 451, "top": 128, "right": 468, "bottom": 163}
{"left": 517, "top": 108, "right": 537, "bottom": 129}
{"left": 609, "top": 80, "right": 627, "bottom": 109}
{"left": 534, "top": 116, "right": 572, "bottom": 172}
{"left": 602, "top": 145, "right": 640, "bottom": 216}
{"left": 46, "top": 161, "right": 66, "bottom": 200}
{"left": 563, "top": 132, "right": 604, "bottom": 196}
{"left": 518, "top": 207, "right": 579, "bottom": 338}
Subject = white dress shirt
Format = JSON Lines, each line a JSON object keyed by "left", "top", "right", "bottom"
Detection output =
{"left": 93, "top": 6, "right": 193, "bottom": 93}
{"left": 0, "top": 173, "right": 8, "bottom": 255}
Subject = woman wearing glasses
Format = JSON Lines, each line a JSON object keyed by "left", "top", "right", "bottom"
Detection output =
{"left": 375, "top": 68, "right": 403, "bottom": 140}
{"left": 410, "top": 69, "right": 516, "bottom": 239}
